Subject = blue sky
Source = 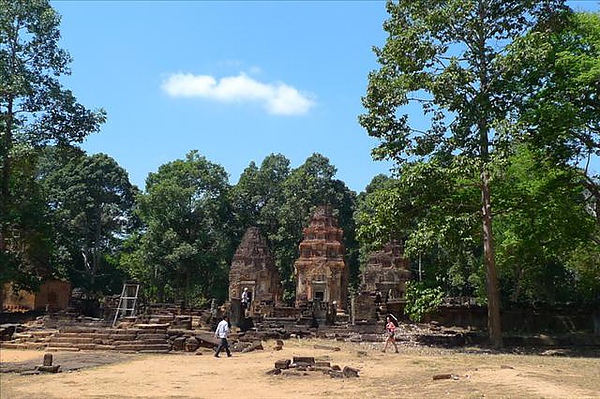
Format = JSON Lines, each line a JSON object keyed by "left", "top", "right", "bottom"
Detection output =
{"left": 51, "top": 1, "right": 599, "bottom": 193}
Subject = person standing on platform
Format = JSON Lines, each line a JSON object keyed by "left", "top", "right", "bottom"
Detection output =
{"left": 241, "top": 287, "right": 249, "bottom": 310}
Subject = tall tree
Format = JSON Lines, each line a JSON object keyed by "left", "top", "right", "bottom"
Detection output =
{"left": 0, "top": 0, "right": 105, "bottom": 285}
{"left": 359, "top": 0, "right": 567, "bottom": 347}
{"left": 130, "top": 151, "right": 233, "bottom": 305}
{"left": 40, "top": 151, "right": 137, "bottom": 297}
{"left": 230, "top": 153, "right": 290, "bottom": 237}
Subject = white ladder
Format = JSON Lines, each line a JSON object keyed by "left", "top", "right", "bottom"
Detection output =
{"left": 112, "top": 282, "right": 140, "bottom": 327}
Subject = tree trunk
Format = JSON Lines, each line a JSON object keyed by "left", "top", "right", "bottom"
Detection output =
{"left": 475, "top": 0, "right": 502, "bottom": 348}
{"left": 481, "top": 170, "right": 503, "bottom": 348}
{"left": 0, "top": 96, "right": 14, "bottom": 252}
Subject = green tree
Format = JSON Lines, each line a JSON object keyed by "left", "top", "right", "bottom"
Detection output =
{"left": 404, "top": 281, "right": 444, "bottom": 322}
{"left": 359, "top": 0, "right": 568, "bottom": 347}
{"left": 0, "top": 144, "right": 54, "bottom": 291}
{"left": 0, "top": 0, "right": 105, "bottom": 287}
{"left": 506, "top": 11, "right": 600, "bottom": 235}
{"left": 492, "top": 145, "right": 596, "bottom": 305}
{"left": 355, "top": 160, "right": 483, "bottom": 298}
{"left": 40, "top": 150, "right": 137, "bottom": 297}
{"left": 230, "top": 153, "right": 290, "bottom": 239}
{"left": 129, "top": 151, "right": 233, "bottom": 305}
{"left": 500, "top": 11, "right": 600, "bottom": 306}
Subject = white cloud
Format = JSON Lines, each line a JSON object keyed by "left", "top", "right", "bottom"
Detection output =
{"left": 161, "top": 72, "right": 315, "bottom": 116}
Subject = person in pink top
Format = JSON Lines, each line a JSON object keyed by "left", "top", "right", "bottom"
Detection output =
{"left": 382, "top": 315, "right": 399, "bottom": 353}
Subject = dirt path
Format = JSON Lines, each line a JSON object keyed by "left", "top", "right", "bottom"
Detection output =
{"left": 2, "top": 339, "right": 599, "bottom": 399}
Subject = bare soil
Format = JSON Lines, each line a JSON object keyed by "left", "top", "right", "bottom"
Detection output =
{"left": 1, "top": 338, "right": 599, "bottom": 399}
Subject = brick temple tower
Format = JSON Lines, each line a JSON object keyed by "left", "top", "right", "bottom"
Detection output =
{"left": 294, "top": 205, "right": 348, "bottom": 309}
{"left": 229, "top": 227, "right": 281, "bottom": 306}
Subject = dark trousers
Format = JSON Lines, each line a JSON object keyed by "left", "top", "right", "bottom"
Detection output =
{"left": 215, "top": 337, "right": 231, "bottom": 357}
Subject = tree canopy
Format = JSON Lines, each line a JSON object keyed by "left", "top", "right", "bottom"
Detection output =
{"left": 1, "top": 0, "right": 105, "bottom": 289}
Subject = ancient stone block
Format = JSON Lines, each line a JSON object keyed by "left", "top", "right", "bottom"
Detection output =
{"left": 172, "top": 336, "right": 186, "bottom": 351}
{"left": 43, "top": 353, "right": 53, "bottom": 366}
{"left": 275, "top": 359, "right": 291, "bottom": 369}
{"left": 313, "top": 344, "right": 340, "bottom": 351}
{"left": 329, "top": 370, "right": 344, "bottom": 378}
{"left": 292, "top": 356, "right": 315, "bottom": 365}
{"left": 342, "top": 366, "right": 360, "bottom": 378}
{"left": 185, "top": 337, "right": 199, "bottom": 352}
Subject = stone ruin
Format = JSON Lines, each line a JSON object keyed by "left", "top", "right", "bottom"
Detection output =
{"left": 228, "top": 208, "right": 411, "bottom": 326}
{"left": 294, "top": 205, "right": 348, "bottom": 310}
{"left": 353, "top": 241, "right": 412, "bottom": 323}
{"left": 362, "top": 240, "right": 411, "bottom": 301}
{"left": 228, "top": 226, "right": 282, "bottom": 320}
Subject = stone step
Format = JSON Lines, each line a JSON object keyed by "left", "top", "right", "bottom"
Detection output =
{"left": 43, "top": 342, "right": 80, "bottom": 348}
{"left": 77, "top": 343, "right": 104, "bottom": 350}
{"left": 115, "top": 343, "right": 171, "bottom": 352}
{"left": 59, "top": 327, "right": 99, "bottom": 333}
{"left": 137, "top": 349, "right": 171, "bottom": 354}
{"left": 108, "top": 334, "right": 138, "bottom": 341}
{"left": 135, "top": 323, "right": 170, "bottom": 331}
{"left": 54, "top": 332, "right": 111, "bottom": 339}
{"left": 94, "top": 344, "right": 117, "bottom": 350}
{"left": 139, "top": 339, "right": 169, "bottom": 345}
{"left": 111, "top": 339, "right": 141, "bottom": 345}
{"left": 48, "top": 337, "right": 94, "bottom": 344}
{"left": 30, "top": 330, "right": 59, "bottom": 337}
{"left": 46, "top": 347, "right": 80, "bottom": 352}
{"left": 107, "top": 329, "right": 142, "bottom": 335}
{"left": 137, "top": 333, "right": 169, "bottom": 340}
{"left": 0, "top": 342, "right": 29, "bottom": 349}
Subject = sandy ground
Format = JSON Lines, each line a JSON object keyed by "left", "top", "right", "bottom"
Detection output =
{"left": 1, "top": 338, "right": 600, "bottom": 399}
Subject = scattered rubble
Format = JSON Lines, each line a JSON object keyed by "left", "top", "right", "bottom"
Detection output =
{"left": 267, "top": 356, "right": 360, "bottom": 379}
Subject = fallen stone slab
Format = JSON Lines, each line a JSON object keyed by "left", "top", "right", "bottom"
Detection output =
{"left": 266, "top": 368, "right": 282, "bottom": 375}
{"left": 314, "top": 344, "right": 341, "bottom": 351}
{"left": 329, "top": 370, "right": 344, "bottom": 378}
{"left": 37, "top": 365, "right": 60, "bottom": 373}
{"left": 432, "top": 373, "right": 459, "bottom": 380}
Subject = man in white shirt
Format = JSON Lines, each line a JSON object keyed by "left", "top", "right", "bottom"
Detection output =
{"left": 241, "top": 287, "right": 249, "bottom": 309}
{"left": 214, "top": 315, "right": 231, "bottom": 358}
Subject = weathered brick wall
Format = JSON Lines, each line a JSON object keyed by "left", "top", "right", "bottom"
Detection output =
{"left": 353, "top": 293, "right": 377, "bottom": 323}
